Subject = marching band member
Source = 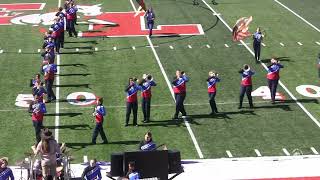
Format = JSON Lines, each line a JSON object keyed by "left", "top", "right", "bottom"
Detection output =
{"left": 91, "top": 98, "right": 108, "bottom": 144}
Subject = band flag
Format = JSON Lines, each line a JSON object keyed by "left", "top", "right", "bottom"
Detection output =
{"left": 232, "top": 16, "right": 253, "bottom": 41}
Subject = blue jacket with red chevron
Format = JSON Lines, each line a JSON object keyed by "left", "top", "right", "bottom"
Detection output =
{"left": 172, "top": 75, "right": 189, "bottom": 94}
{"left": 139, "top": 80, "right": 156, "bottom": 98}
{"left": 125, "top": 82, "right": 139, "bottom": 103}
{"left": 207, "top": 77, "right": 220, "bottom": 93}
{"left": 239, "top": 69, "right": 255, "bottom": 86}
{"left": 267, "top": 63, "right": 284, "bottom": 80}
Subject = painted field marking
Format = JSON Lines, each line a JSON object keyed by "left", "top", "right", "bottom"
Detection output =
{"left": 88, "top": 24, "right": 93, "bottom": 31}
{"left": 224, "top": 44, "right": 229, "bottom": 48}
{"left": 282, "top": 148, "right": 290, "bottom": 156}
{"left": 37, "top": 49, "right": 41, "bottom": 53}
{"left": 0, "top": 49, "right": 3, "bottom": 53}
{"left": 169, "top": 45, "right": 174, "bottom": 49}
{"left": 146, "top": 45, "right": 159, "bottom": 48}
{"left": 226, "top": 150, "right": 233, "bottom": 158}
{"left": 188, "top": 45, "right": 192, "bottom": 49}
{"left": 146, "top": 35, "right": 204, "bottom": 158}
{"left": 261, "top": 42, "right": 266, "bottom": 47}
{"left": 316, "top": 41, "right": 320, "bottom": 46}
{"left": 94, "top": 47, "right": 98, "bottom": 51}
{"left": 132, "top": 46, "right": 136, "bottom": 50}
{"left": 254, "top": 149, "right": 262, "bottom": 157}
{"left": 18, "top": 49, "right": 21, "bottom": 53}
{"left": 297, "top": 42, "right": 303, "bottom": 46}
{"left": 76, "top": 48, "right": 79, "bottom": 52}
{"left": 113, "top": 46, "right": 117, "bottom": 50}
{"left": 83, "top": 156, "right": 88, "bottom": 163}
{"left": 280, "top": 42, "right": 284, "bottom": 47}
{"left": 274, "top": 0, "right": 320, "bottom": 33}
{"left": 55, "top": 0, "right": 61, "bottom": 142}
{"left": 310, "top": 147, "right": 319, "bottom": 155}
{"left": 201, "top": 0, "right": 320, "bottom": 128}
{"left": 206, "top": 44, "right": 211, "bottom": 48}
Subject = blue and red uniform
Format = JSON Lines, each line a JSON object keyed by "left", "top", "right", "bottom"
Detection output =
{"left": 125, "top": 82, "right": 140, "bottom": 126}
{"left": 172, "top": 75, "right": 189, "bottom": 118}
{"left": 207, "top": 76, "right": 220, "bottom": 114}
{"left": 92, "top": 104, "right": 108, "bottom": 144}
{"left": 267, "top": 63, "right": 284, "bottom": 103}
{"left": 239, "top": 68, "right": 255, "bottom": 109}
{"left": 139, "top": 80, "right": 156, "bottom": 122}
{"left": 44, "top": 64, "right": 57, "bottom": 102}
{"left": 32, "top": 102, "right": 47, "bottom": 144}
{"left": 66, "top": 5, "right": 77, "bottom": 37}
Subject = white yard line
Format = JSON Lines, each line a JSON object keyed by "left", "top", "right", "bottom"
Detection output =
{"left": 94, "top": 47, "right": 98, "bottom": 51}
{"left": 188, "top": 45, "right": 192, "bottom": 49}
{"left": 226, "top": 150, "right": 233, "bottom": 158}
{"left": 206, "top": 44, "right": 211, "bottom": 48}
{"left": 282, "top": 148, "right": 290, "bottom": 156}
{"left": 201, "top": 0, "right": 320, "bottom": 128}
{"left": 261, "top": 42, "right": 266, "bottom": 47}
{"left": 273, "top": 0, "right": 320, "bottom": 33}
{"left": 316, "top": 41, "right": 320, "bottom": 46}
{"left": 169, "top": 45, "right": 174, "bottom": 49}
{"left": 113, "top": 46, "right": 117, "bottom": 50}
{"left": 280, "top": 42, "right": 284, "bottom": 47}
{"left": 132, "top": 46, "right": 136, "bottom": 50}
{"left": 224, "top": 44, "right": 229, "bottom": 48}
{"left": 310, "top": 147, "right": 319, "bottom": 155}
{"left": 146, "top": 37, "right": 204, "bottom": 158}
{"left": 297, "top": 42, "right": 303, "bottom": 46}
{"left": 254, "top": 149, "right": 262, "bottom": 157}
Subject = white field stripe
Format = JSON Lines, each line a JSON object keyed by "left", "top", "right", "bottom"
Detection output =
{"left": 310, "top": 147, "right": 319, "bottom": 155}
{"left": 94, "top": 47, "right": 98, "bottom": 51}
{"left": 297, "top": 42, "right": 303, "bottom": 46}
{"left": 0, "top": 49, "right": 3, "bottom": 53}
{"left": 282, "top": 148, "right": 290, "bottom": 156}
{"left": 83, "top": 156, "right": 88, "bottom": 163}
{"left": 88, "top": 24, "right": 94, "bottom": 31}
{"left": 316, "top": 41, "right": 320, "bottom": 46}
{"left": 113, "top": 46, "right": 117, "bottom": 50}
{"left": 280, "top": 42, "right": 284, "bottom": 47}
{"left": 169, "top": 45, "right": 174, "bottom": 49}
{"left": 261, "top": 42, "right": 266, "bottom": 47}
{"left": 224, "top": 44, "right": 229, "bottom": 48}
{"left": 129, "top": 0, "right": 137, "bottom": 12}
{"left": 226, "top": 150, "right": 233, "bottom": 158}
{"left": 274, "top": 0, "right": 320, "bottom": 33}
{"left": 37, "top": 49, "right": 41, "bottom": 53}
{"left": 146, "top": 36, "right": 204, "bottom": 159}
{"left": 132, "top": 46, "right": 136, "bottom": 50}
{"left": 18, "top": 49, "right": 21, "bottom": 53}
{"left": 206, "top": 44, "right": 211, "bottom": 48}
{"left": 76, "top": 48, "right": 79, "bottom": 52}
{"left": 201, "top": 0, "right": 320, "bottom": 128}
{"left": 188, "top": 45, "right": 192, "bottom": 49}
{"left": 254, "top": 149, "right": 262, "bottom": 157}
{"left": 55, "top": 55, "right": 61, "bottom": 142}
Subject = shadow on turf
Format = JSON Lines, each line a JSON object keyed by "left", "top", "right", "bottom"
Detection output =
{"left": 253, "top": 104, "right": 292, "bottom": 111}
{"left": 53, "top": 83, "right": 90, "bottom": 88}
{"left": 66, "top": 140, "right": 140, "bottom": 149}
{"left": 57, "top": 73, "right": 91, "bottom": 77}
{"left": 189, "top": 110, "right": 257, "bottom": 120}
{"left": 58, "top": 63, "right": 87, "bottom": 67}
{"left": 138, "top": 119, "right": 185, "bottom": 127}
{"left": 283, "top": 98, "right": 319, "bottom": 104}
{"left": 45, "top": 112, "right": 83, "bottom": 117}
{"left": 46, "top": 124, "right": 91, "bottom": 130}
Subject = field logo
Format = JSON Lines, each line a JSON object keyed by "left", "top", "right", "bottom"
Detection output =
{"left": 66, "top": 92, "right": 97, "bottom": 106}
{"left": 296, "top": 85, "right": 320, "bottom": 98}
{"left": 0, "top": 3, "right": 204, "bottom": 37}
{"left": 251, "top": 86, "right": 285, "bottom": 100}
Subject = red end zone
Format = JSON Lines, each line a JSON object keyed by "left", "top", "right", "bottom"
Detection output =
{"left": 80, "top": 12, "right": 204, "bottom": 37}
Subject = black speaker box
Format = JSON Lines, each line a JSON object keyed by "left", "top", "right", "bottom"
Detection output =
{"left": 168, "top": 150, "right": 182, "bottom": 174}
{"left": 110, "top": 152, "right": 124, "bottom": 176}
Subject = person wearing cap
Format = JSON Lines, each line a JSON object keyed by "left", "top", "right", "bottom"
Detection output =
{"left": 125, "top": 77, "right": 139, "bottom": 126}
{"left": 267, "top": 57, "right": 284, "bottom": 104}
{"left": 138, "top": 74, "right": 156, "bottom": 123}
{"left": 91, "top": 98, "right": 108, "bottom": 144}
{"left": 32, "top": 129, "right": 61, "bottom": 180}
{"left": 238, "top": 64, "right": 255, "bottom": 109}
{"left": 207, "top": 70, "right": 220, "bottom": 115}
{"left": 172, "top": 70, "right": 189, "bottom": 119}
{"left": 81, "top": 159, "right": 102, "bottom": 180}
{"left": 31, "top": 95, "right": 47, "bottom": 144}
{"left": 253, "top": 27, "right": 264, "bottom": 62}
{"left": 0, "top": 157, "right": 14, "bottom": 180}
{"left": 138, "top": 131, "right": 156, "bottom": 151}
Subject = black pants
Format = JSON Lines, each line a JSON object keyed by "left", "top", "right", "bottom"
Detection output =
{"left": 268, "top": 79, "right": 279, "bottom": 102}
{"left": 33, "top": 120, "right": 43, "bottom": 145}
{"left": 208, "top": 92, "right": 218, "bottom": 113}
{"left": 253, "top": 42, "right": 261, "bottom": 61}
{"left": 45, "top": 79, "right": 56, "bottom": 101}
{"left": 126, "top": 101, "right": 138, "bottom": 125}
{"left": 92, "top": 122, "right": 108, "bottom": 143}
{"left": 174, "top": 93, "right": 187, "bottom": 117}
{"left": 147, "top": 21, "right": 154, "bottom": 36}
{"left": 239, "top": 85, "right": 253, "bottom": 108}
{"left": 67, "top": 19, "right": 77, "bottom": 37}
{"left": 59, "top": 31, "right": 64, "bottom": 48}
{"left": 142, "top": 98, "right": 151, "bottom": 121}
{"left": 54, "top": 36, "right": 61, "bottom": 53}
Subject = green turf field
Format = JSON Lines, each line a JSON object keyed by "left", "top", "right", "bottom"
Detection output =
{"left": 1, "top": 0, "right": 320, "bottom": 164}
